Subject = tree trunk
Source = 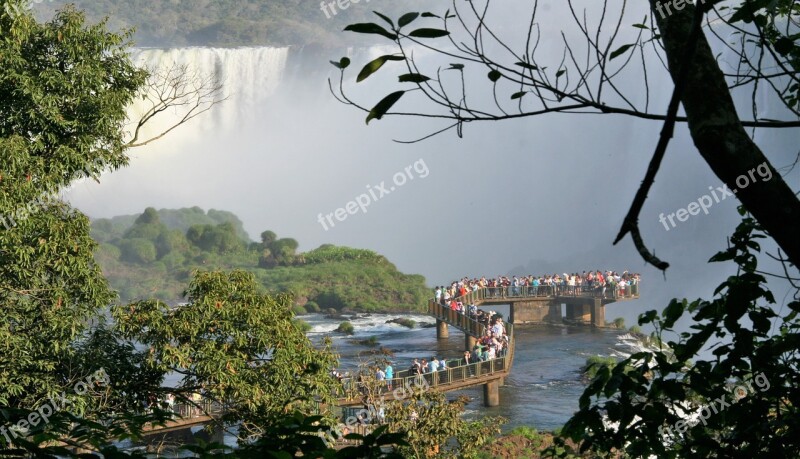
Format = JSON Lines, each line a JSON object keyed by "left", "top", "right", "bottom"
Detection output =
{"left": 650, "top": 1, "right": 800, "bottom": 268}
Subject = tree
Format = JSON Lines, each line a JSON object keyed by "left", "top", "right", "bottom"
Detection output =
{"left": 112, "top": 270, "right": 341, "bottom": 439}
{"left": 555, "top": 212, "right": 800, "bottom": 458}
{"left": 330, "top": 0, "right": 800, "bottom": 270}
{"left": 1, "top": 1, "right": 232, "bottom": 455}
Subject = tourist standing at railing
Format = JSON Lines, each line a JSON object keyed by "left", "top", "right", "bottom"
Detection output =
{"left": 434, "top": 286, "right": 442, "bottom": 303}
{"left": 385, "top": 363, "right": 393, "bottom": 391}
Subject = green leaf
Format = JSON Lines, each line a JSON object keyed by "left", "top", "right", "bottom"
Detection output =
{"left": 373, "top": 11, "right": 394, "bottom": 28}
{"left": 632, "top": 23, "right": 649, "bottom": 29}
{"left": 329, "top": 57, "right": 351, "bottom": 70}
{"left": 357, "top": 55, "right": 405, "bottom": 83}
{"left": 398, "top": 73, "right": 431, "bottom": 83}
{"left": 344, "top": 23, "right": 398, "bottom": 41}
{"left": 366, "top": 91, "right": 405, "bottom": 124}
{"left": 398, "top": 12, "right": 420, "bottom": 28}
{"left": 408, "top": 28, "right": 450, "bottom": 38}
{"left": 555, "top": 69, "right": 566, "bottom": 77}
{"left": 449, "top": 63, "right": 465, "bottom": 70}
{"left": 609, "top": 44, "right": 635, "bottom": 60}
{"left": 421, "top": 12, "right": 440, "bottom": 18}
{"left": 515, "top": 61, "right": 538, "bottom": 70}
{"left": 511, "top": 91, "right": 526, "bottom": 100}
{"left": 487, "top": 70, "right": 502, "bottom": 82}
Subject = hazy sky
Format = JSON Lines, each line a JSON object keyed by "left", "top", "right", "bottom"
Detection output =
{"left": 65, "top": 0, "right": 799, "bottom": 328}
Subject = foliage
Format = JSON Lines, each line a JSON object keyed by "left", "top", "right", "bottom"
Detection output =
{"left": 580, "top": 356, "right": 619, "bottom": 382}
{"left": 0, "top": 0, "right": 144, "bottom": 412}
{"left": 291, "top": 304, "right": 307, "bottom": 315}
{"left": 337, "top": 321, "right": 355, "bottom": 335}
{"left": 113, "top": 270, "right": 340, "bottom": 434}
{"left": 389, "top": 317, "right": 417, "bottom": 329}
{"left": 611, "top": 317, "right": 625, "bottom": 329}
{"left": 330, "top": 1, "right": 800, "bottom": 270}
{"left": 91, "top": 209, "right": 430, "bottom": 310}
{"left": 556, "top": 212, "right": 800, "bottom": 458}
{"left": 32, "top": 0, "right": 427, "bottom": 47}
{"left": 628, "top": 325, "right": 642, "bottom": 335}
{"left": 304, "top": 245, "right": 389, "bottom": 264}
{"left": 385, "top": 389, "right": 505, "bottom": 458}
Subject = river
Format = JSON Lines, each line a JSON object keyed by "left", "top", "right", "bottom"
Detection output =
{"left": 302, "top": 308, "right": 650, "bottom": 432}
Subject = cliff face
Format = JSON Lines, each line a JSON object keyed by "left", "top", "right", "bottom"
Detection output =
{"left": 33, "top": 0, "right": 428, "bottom": 47}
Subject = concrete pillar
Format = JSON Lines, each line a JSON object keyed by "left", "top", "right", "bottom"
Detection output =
{"left": 483, "top": 380, "right": 500, "bottom": 407}
{"left": 591, "top": 298, "right": 605, "bottom": 328}
{"left": 436, "top": 319, "right": 449, "bottom": 339}
{"left": 465, "top": 334, "right": 476, "bottom": 350}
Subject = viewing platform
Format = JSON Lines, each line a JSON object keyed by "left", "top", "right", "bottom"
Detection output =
{"left": 432, "top": 285, "right": 639, "bottom": 330}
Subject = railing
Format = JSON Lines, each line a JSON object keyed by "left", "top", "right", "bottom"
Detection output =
{"left": 428, "top": 300, "right": 488, "bottom": 337}
{"left": 438, "top": 283, "right": 640, "bottom": 303}
{"left": 339, "top": 353, "right": 511, "bottom": 403}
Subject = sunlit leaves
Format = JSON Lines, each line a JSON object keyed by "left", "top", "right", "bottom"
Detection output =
{"left": 357, "top": 55, "right": 405, "bottom": 82}
{"left": 366, "top": 91, "right": 405, "bottom": 124}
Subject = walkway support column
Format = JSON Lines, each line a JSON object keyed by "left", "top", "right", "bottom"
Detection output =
{"left": 465, "top": 334, "right": 476, "bottom": 350}
{"left": 436, "top": 319, "right": 449, "bottom": 339}
{"left": 483, "top": 380, "right": 500, "bottom": 407}
{"left": 591, "top": 298, "right": 605, "bottom": 327}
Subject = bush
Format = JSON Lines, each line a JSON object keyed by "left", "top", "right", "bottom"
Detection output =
{"left": 581, "top": 356, "right": 618, "bottom": 380}
{"left": 388, "top": 317, "right": 416, "bottom": 329}
{"left": 612, "top": 317, "right": 625, "bottom": 328}
{"left": 355, "top": 336, "right": 379, "bottom": 346}
{"left": 292, "top": 305, "right": 307, "bottom": 315}
{"left": 509, "top": 426, "right": 546, "bottom": 448}
{"left": 304, "top": 301, "right": 320, "bottom": 313}
{"left": 629, "top": 325, "right": 642, "bottom": 335}
{"left": 336, "top": 321, "right": 354, "bottom": 335}
{"left": 293, "top": 319, "right": 312, "bottom": 333}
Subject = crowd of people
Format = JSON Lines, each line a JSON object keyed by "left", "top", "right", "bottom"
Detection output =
{"left": 434, "top": 270, "right": 641, "bottom": 303}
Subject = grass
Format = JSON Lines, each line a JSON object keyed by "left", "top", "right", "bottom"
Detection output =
{"left": 581, "top": 356, "right": 618, "bottom": 380}
{"left": 388, "top": 317, "right": 416, "bottom": 329}
{"left": 336, "top": 321, "right": 355, "bottom": 335}
{"left": 354, "top": 336, "right": 380, "bottom": 347}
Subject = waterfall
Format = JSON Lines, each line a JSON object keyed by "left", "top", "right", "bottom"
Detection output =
{"left": 128, "top": 47, "right": 291, "bottom": 138}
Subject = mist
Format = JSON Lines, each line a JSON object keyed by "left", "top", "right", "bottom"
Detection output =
{"left": 64, "top": 0, "right": 799, "bottom": 330}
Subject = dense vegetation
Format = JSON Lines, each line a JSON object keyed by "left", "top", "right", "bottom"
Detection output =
{"left": 32, "top": 0, "right": 426, "bottom": 47}
{"left": 0, "top": 4, "right": 491, "bottom": 457}
{"left": 91, "top": 207, "right": 429, "bottom": 311}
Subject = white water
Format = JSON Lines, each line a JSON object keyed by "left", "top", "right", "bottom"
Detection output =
{"left": 127, "top": 47, "right": 291, "bottom": 141}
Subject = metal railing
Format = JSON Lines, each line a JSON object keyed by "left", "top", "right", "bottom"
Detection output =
{"left": 438, "top": 283, "right": 640, "bottom": 303}
{"left": 428, "top": 300, "right": 488, "bottom": 337}
{"left": 339, "top": 353, "right": 511, "bottom": 402}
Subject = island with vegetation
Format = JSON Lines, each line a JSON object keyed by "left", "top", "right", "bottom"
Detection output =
{"left": 91, "top": 207, "right": 429, "bottom": 312}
